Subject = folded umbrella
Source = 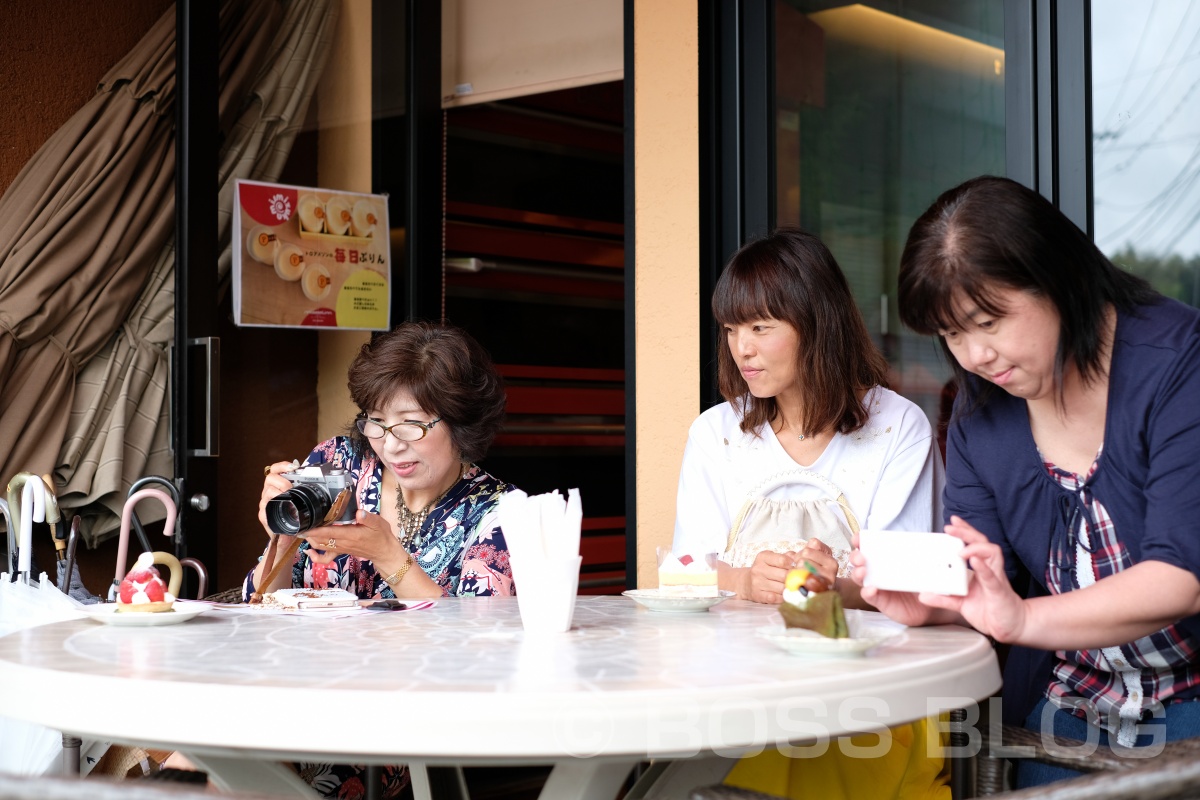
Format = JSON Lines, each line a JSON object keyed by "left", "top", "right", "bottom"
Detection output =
{"left": 0, "top": 481, "right": 88, "bottom": 776}
{"left": 56, "top": 515, "right": 100, "bottom": 604}
{"left": 51, "top": 0, "right": 340, "bottom": 547}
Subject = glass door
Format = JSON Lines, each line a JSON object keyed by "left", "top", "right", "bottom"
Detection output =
{"left": 773, "top": 1, "right": 1005, "bottom": 436}
{"left": 1091, "top": 0, "right": 1200, "bottom": 305}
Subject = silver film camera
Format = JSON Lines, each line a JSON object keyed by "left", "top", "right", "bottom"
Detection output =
{"left": 265, "top": 464, "right": 358, "bottom": 536}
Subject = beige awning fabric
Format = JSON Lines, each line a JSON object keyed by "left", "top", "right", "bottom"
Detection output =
{"left": 0, "top": 7, "right": 178, "bottom": 494}
{"left": 55, "top": 245, "right": 176, "bottom": 544}
{"left": 216, "top": 0, "right": 343, "bottom": 286}
{"left": 54, "top": 0, "right": 340, "bottom": 547}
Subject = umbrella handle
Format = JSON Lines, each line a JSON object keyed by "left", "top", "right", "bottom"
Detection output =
{"left": 116, "top": 488, "right": 178, "bottom": 585}
{"left": 128, "top": 476, "right": 180, "bottom": 552}
{"left": 11, "top": 475, "right": 46, "bottom": 581}
{"left": 40, "top": 474, "right": 63, "bottom": 557}
{"left": 6, "top": 473, "right": 45, "bottom": 575}
{"left": 129, "top": 476, "right": 180, "bottom": 506}
{"left": 180, "top": 557, "right": 208, "bottom": 599}
{"left": 0, "top": 498, "right": 12, "bottom": 573}
{"left": 149, "top": 551, "right": 183, "bottom": 598}
{"left": 60, "top": 515, "right": 81, "bottom": 594}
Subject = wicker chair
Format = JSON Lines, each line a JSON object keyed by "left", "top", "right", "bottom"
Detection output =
{"left": 976, "top": 738, "right": 1200, "bottom": 799}
{"left": 981, "top": 724, "right": 1200, "bottom": 791}
{"left": 201, "top": 586, "right": 246, "bottom": 604}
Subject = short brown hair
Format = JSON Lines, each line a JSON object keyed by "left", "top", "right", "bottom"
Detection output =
{"left": 346, "top": 322, "right": 506, "bottom": 462}
{"left": 714, "top": 228, "right": 889, "bottom": 437}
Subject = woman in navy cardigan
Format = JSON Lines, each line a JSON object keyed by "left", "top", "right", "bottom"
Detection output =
{"left": 854, "top": 175, "right": 1200, "bottom": 788}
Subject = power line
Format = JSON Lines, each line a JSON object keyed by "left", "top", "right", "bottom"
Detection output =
{"left": 1096, "top": 72, "right": 1200, "bottom": 177}
{"left": 1095, "top": 4, "right": 1200, "bottom": 152}
{"left": 1096, "top": 0, "right": 1158, "bottom": 132}
{"left": 1096, "top": 137, "right": 1200, "bottom": 247}
{"left": 1093, "top": 51, "right": 1200, "bottom": 90}
{"left": 1098, "top": 132, "right": 1200, "bottom": 152}
{"left": 1158, "top": 184, "right": 1200, "bottom": 255}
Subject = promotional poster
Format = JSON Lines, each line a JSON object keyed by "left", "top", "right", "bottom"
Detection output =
{"left": 233, "top": 179, "right": 391, "bottom": 330}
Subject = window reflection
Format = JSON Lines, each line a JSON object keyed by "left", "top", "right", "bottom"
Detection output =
{"left": 1092, "top": 1, "right": 1200, "bottom": 306}
{"left": 775, "top": 1, "right": 1004, "bottom": 427}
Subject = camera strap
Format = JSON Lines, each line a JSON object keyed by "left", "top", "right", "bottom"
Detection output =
{"left": 249, "top": 536, "right": 302, "bottom": 605}
{"left": 249, "top": 487, "right": 353, "bottom": 604}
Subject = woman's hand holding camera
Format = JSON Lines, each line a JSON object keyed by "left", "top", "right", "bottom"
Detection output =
{"left": 254, "top": 458, "right": 442, "bottom": 599}
{"left": 304, "top": 510, "right": 401, "bottom": 565}
{"left": 309, "top": 512, "right": 442, "bottom": 599}
{"left": 258, "top": 461, "right": 300, "bottom": 538}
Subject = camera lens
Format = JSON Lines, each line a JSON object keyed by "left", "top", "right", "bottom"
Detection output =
{"left": 265, "top": 484, "right": 333, "bottom": 536}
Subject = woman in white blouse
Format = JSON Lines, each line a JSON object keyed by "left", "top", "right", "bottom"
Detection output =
{"left": 673, "top": 227, "right": 944, "bottom": 606}
{"left": 672, "top": 230, "right": 949, "bottom": 799}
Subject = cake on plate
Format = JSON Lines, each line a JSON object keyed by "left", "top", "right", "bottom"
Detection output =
{"left": 657, "top": 552, "right": 719, "bottom": 596}
{"left": 116, "top": 552, "right": 176, "bottom": 613}
{"left": 778, "top": 561, "right": 848, "bottom": 638}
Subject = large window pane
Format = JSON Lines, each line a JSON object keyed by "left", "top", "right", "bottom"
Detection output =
{"left": 775, "top": 1, "right": 1005, "bottom": 433}
{"left": 1092, "top": 1, "right": 1200, "bottom": 305}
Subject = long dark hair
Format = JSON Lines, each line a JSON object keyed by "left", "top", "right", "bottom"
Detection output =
{"left": 714, "top": 228, "right": 889, "bottom": 437}
{"left": 898, "top": 175, "right": 1157, "bottom": 409}
{"left": 346, "top": 321, "right": 507, "bottom": 462}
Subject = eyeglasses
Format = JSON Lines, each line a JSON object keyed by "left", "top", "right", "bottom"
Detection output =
{"left": 356, "top": 415, "right": 443, "bottom": 442}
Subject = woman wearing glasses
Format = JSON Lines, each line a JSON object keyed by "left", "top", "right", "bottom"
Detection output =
{"left": 246, "top": 321, "right": 514, "bottom": 603}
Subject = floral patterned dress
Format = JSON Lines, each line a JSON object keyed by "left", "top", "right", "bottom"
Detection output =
{"left": 243, "top": 435, "right": 516, "bottom": 799}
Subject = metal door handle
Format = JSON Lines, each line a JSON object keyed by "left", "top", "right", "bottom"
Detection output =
{"left": 186, "top": 336, "right": 220, "bottom": 457}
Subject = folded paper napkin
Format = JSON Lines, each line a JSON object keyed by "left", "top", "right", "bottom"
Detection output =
{"left": 497, "top": 488, "right": 582, "bottom": 563}
{"left": 499, "top": 488, "right": 583, "bottom": 632}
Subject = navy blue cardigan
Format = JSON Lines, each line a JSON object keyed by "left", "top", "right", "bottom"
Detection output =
{"left": 945, "top": 297, "right": 1200, "bottom": 725}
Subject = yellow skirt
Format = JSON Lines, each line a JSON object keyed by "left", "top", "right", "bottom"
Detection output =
{"left": 724, "top": 718, "right": 950, "bottom": 800}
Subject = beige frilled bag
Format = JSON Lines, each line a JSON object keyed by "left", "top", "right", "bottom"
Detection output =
{"left": 722, "top": 468, "right": 859, "bottom": 576}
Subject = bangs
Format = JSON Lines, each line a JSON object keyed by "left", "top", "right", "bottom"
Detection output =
{"left": 712, "top": 258, "right": 791, "bottom": 325}
{"left": 900, "top": 256, "right": 1012, "bottom": 335}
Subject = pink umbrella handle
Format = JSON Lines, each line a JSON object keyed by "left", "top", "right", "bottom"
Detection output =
{"left": 180, "top": 557, "right": 208, "bottom": 599}
{"left": 116, "top": 488, "right": 178, "bottom": 584}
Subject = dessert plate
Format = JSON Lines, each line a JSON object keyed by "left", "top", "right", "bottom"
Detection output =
{"left": 622, "top": 589, "right": 735, "bottom": 613}
{"left": 756, "top": 611, "right": 905, "bottom": 657}
{"left": 81, "top": 600, "right": 209, "bottom": 627}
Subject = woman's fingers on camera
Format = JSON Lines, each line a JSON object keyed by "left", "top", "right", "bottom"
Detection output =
{"left": 261, "top": 461, "right": 300, "bottom": 497}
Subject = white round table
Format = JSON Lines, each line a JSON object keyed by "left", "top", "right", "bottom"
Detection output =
{"left": 0, "top": 596, "right": 1000, "bottom": 798}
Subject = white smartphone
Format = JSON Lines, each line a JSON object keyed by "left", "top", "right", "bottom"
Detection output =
{"left": 858, "top": 530, "right": 969, "bottom": 596}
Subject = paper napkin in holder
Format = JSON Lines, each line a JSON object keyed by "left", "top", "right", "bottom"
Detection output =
{"left": 498, "top": 488, "right": 583, "bottom": 634}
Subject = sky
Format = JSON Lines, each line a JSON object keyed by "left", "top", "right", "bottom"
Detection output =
{"left": 1091, "top": 0, "right": 1200, "bottom": 260}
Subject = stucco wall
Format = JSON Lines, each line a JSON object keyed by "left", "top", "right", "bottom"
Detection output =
{"left": 0, "top": 0, "right": 173, "bottom": 195}
{"left": 633, "top": 0, "right": 699, "bottom": 586}
{"left": 315, "top": 0, "right": 373, "bottom": 442}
